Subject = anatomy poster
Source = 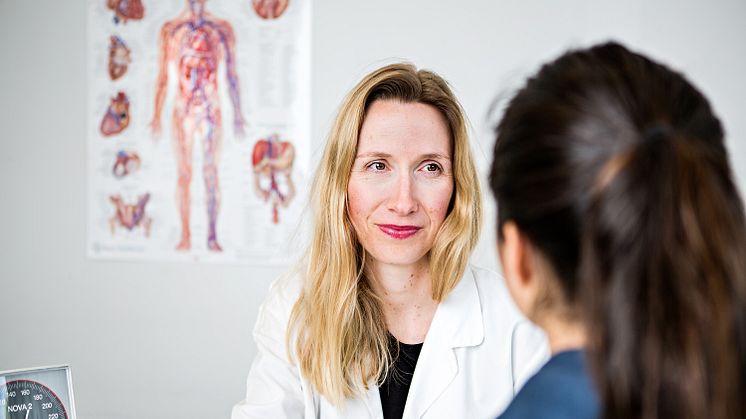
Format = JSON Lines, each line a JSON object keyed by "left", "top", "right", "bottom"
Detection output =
{"left": 87, "top": 0, "right": 311, "bottom": 264}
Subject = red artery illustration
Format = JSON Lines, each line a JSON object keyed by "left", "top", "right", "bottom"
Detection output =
{"left": 108, "top": 35, "right": 131, "bottom": 80}
{"left": 252, "top": 134, "right": 296, "bottom": 224}
{"left": 178, "top": 27, "right": 218, "bottom": 106}
{"left": 100, "top": 92, "right": 130, "bottom": 137}
{"left": 107, "top": 0, "right": 144, "bottom": 24}
{"left": 112, "top": 150, "right": 141, "bottom": 178}
{"left": 149, "top": 1, "right": 246, "bottom": 252}
{"left": 252, "top": 0, "right": 289, "bottom": 20}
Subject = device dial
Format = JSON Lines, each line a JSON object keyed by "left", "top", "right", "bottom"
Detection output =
{"left": 1, "top": 379, "right": 67, "bottom": 419}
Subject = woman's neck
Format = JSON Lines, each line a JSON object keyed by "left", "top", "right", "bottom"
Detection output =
{"left": 366, "top": 258, "right": 438, "bottom": 344}
{"left": 541, "top": 317, "right": 587, "bottom": 354}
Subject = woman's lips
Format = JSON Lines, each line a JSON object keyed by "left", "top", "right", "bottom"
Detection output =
{"left": 376, "top": 224, "right": 422, "bottom": 239}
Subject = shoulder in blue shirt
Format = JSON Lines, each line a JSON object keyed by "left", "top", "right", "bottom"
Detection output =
{"left": 497, "top": 350, "right": 600, "bottom": 419}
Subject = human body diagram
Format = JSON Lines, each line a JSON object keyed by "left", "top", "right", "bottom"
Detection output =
{"left": 150, "top": 0, "right": 246, "bottom": 252}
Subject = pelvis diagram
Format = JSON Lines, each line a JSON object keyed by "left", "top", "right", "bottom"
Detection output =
{"left": 109, "top": 193, "right": 152, "bottom": 237}
{"left": 252, "top": 134, "right": 295, "bottom": 224}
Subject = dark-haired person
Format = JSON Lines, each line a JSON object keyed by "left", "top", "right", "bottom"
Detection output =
{"left": 489, "top": 41, "right": 746, "bottom": 419}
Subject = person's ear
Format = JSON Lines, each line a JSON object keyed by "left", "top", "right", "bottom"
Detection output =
{"left": 498, "top": 221, "right": 538, "bottom": 319}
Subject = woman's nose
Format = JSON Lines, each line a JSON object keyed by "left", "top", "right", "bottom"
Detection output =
{"left": 387, "top": 173, "right": 418, "bottom": 215}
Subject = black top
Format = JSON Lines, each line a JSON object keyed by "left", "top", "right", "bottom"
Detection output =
{"left": 497, "top": 350, "right": 600, "bottom": 419}
{"left": 379, "top": 336, "right": 424, "bottom": 419}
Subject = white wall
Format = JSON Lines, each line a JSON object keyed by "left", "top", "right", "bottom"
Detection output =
{"left": 1, "top": 1, "right": 744, "bottom": 418}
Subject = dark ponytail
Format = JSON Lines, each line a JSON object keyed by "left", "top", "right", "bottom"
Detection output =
{"left": 490, "top": 42, "right": 746, "bottom": 419}
{"left": 581, "top": 130, "right": 746, "bottom": 419}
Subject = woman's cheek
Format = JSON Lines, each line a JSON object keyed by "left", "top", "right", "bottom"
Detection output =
{"left": 429, "top": 181, "right": 454, "bottom": 219}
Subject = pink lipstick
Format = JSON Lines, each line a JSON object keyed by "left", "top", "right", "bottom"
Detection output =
{"left": 376, "top": 224, "right": 422, "bottom": 239}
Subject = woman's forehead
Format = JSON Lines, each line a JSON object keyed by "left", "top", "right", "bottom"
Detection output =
{"left": 358, "top": 100, "right": 451, "bottom": 156}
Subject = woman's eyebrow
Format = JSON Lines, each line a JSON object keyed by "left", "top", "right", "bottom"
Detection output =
{"left": 355, "top": 152, "right": 392, "bottom": 159}
{"left": 354, "top": 152, "right": 451, "bottom": 160}
{"left": 420, "top": 153, "right": 451, "bottom": 161}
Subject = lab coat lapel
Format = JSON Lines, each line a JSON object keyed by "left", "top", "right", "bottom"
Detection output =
{"left": 361, "top": 383, "right": 383, "bottom": 418}
{"left": 404, "top": 269, "right": 484, "bottom": 419}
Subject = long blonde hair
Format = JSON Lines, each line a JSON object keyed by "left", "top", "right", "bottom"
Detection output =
{"left": 288, "top": 63, "right": 482, "bottom": 405}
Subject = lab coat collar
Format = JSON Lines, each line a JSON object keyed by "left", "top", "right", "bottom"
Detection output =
{"left": 403, "top": 267, "right": 484, "bottom": 418}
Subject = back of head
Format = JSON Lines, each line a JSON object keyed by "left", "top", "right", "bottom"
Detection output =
{"left": 490, "top": 42, "right": 746, "bottom": 419}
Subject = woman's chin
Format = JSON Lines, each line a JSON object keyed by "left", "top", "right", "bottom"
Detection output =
{"left": 366, "top": 248, "right": 429, "bottom": 268}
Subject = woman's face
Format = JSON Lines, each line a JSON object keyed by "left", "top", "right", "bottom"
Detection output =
{"left": 348, "top": 100, "right": 454, "bottom": 269}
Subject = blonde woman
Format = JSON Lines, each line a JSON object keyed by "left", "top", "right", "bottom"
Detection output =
{"left": 232, "top": 63, "right": 547, "bottom": 419}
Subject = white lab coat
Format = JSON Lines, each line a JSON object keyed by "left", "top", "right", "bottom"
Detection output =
{"left": 232, "top": 266, "right": 548, "bottom": 419}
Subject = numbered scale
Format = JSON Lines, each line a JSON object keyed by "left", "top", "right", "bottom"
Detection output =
{"left": 0, "top": 365, "right": 76, "bottom": 419}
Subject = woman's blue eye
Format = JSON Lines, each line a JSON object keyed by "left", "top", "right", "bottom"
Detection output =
{"left": 423, "top": 163, "right": 441, "bottom": 172}
{"left": 369, "top": 162, "right": 386, "bottom": 171}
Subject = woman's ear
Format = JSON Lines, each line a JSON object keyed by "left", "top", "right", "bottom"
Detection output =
{"left": 498, "top": 221, "right": 539, "bottom": 319}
